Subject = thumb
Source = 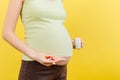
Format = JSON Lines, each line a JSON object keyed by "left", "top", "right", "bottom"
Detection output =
{"left": 55, "top": 57, "right": 66, "bottom": 62}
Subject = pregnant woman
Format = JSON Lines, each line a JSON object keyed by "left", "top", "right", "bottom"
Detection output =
{"left": 2, "top": 0, "right": 84, "bottom": 80}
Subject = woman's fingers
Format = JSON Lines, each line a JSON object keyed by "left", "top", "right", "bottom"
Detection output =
{"left": 45, "top": 56, "right": 65, "bottom": 62}
{"left": 72, "top": 39, "right": 76, "bottom": 49}
{"left": 35, "top": 53, "right": 67, "bottom": 67}
{"left": 54, "top": 57, "right": 66, "bottom": 62}
{"left": 42, "top": 57, "right": 54, "bottom": 64}
{"left": 52, "top": 57, "right": 66, "bottom": 66}
{"left": 55, "top": 57, "right": 70, "bottom": 66}
{"left": 44, "top": 55, "right": 66, "bottom": 64}
{"left": 37, "top": 54, "right": 68, "bottom": 66}
{"left": 80, "top": 39, "right": 84, "bottom": 48}
{"left": 42, "top": 63, "right": 53, "bottom": 67}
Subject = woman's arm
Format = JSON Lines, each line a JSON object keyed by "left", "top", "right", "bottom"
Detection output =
{"left": 2, "top": 0, "right": 66, "bottom": 67}
{"left": 2, "top": 0, "right": 38, "bottom": 59}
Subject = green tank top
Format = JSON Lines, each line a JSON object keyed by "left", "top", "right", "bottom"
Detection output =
{"left": 20, "top": 0, "right": 73, "bottom": 61}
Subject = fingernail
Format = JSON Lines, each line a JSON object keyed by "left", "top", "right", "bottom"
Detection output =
{"left": 62, "top": 58, "right": 66, "bottom": 60}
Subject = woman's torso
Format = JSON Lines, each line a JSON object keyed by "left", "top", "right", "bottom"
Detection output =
{"left": 20, "top": 0, "right": 73, "bottom": 61}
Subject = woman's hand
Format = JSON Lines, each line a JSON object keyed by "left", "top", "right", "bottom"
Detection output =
{"left": 72, "top": 38, "right": 84, "bottom": 49}
{"left": 33, "top": 53, "right": 66, "bottom": 67}
{"left": 53, "top": 57, "right": 71, "bottom": 66}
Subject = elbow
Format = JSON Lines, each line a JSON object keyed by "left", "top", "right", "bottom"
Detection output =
{"left": 2, "top": 31, "right": 8, "bottom": 41}
{"left": 2, "top": 30, "right": 14, "bottom": 41}
{"left": 2, "top": 31, "right": 7, "bottom": 40}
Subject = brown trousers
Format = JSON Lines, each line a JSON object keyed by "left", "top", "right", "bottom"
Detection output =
{"left": 18, "top": 60, "right": 67, "bottom": 80}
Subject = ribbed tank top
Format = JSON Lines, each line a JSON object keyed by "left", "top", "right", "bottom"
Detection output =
{"left": 20, "top": 0, "right": 73, "bottom": 61}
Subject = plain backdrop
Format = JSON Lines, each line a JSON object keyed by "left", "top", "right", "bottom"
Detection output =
{"left": 0, "top": 0, "right": 120, "bottom": 80}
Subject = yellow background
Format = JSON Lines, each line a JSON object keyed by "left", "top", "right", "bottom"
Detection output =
{"left": 0, "top": 0, "right": 120, "bottom": 80}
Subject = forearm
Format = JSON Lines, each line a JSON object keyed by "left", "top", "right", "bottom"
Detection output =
{"left": 2, "top": 31, "right": 38, "bottom": 59}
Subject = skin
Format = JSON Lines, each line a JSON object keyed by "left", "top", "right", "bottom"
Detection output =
{"left": 2, "top": 0, "right": 84, "bottom": 67}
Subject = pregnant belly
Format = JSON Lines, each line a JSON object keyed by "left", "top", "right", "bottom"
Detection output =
{"left": 25, "top": 24, "right": 73, "bottom": 57}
